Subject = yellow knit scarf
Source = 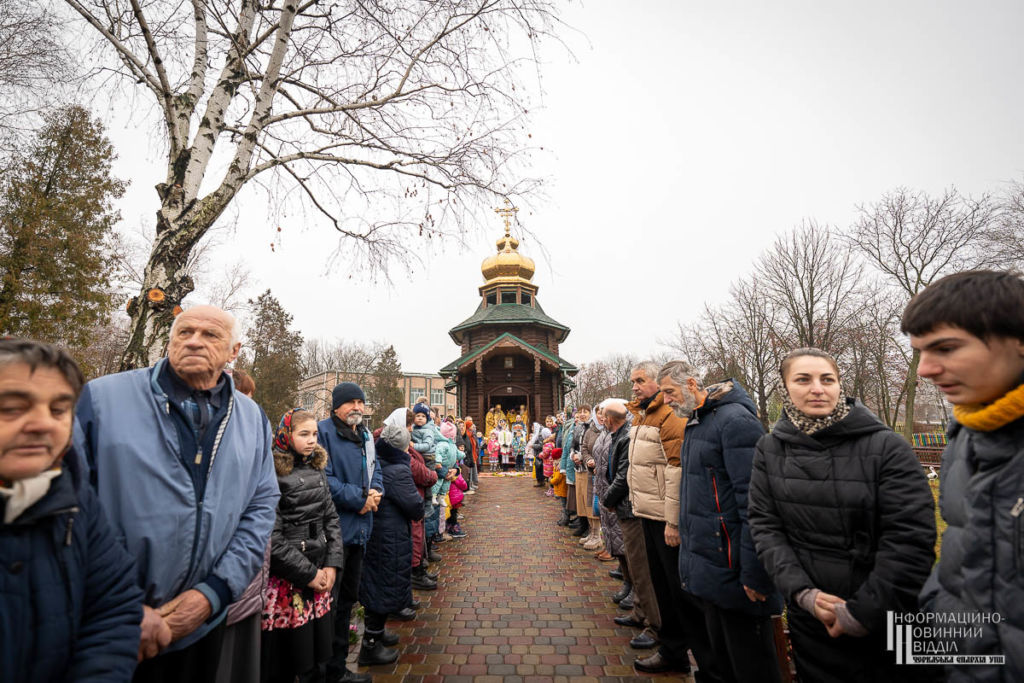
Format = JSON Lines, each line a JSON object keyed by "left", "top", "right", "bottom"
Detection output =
{"left": 953, "top": 383, "right": 1024, "bottom": 432}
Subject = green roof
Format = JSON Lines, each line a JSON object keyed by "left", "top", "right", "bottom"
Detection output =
{"left": 440, "top": 332, "right": 577, "bottom": 377}
{"left": 448, "top": 302, "right": 570, "bottom": 344}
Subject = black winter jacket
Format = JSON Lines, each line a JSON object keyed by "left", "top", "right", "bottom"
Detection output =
{"left": 920, "top": 412, "right": 1024, "bottom": 682}
{"left": 677, "top": 380, "right": 780, "bottom": 616}
{"left": 0, "top": 450, "right": 143, "bottom": 682}
{"left": 602, "top": 425, "right": 634, "bottom": 520}
{"left": 749, "top": 401, "right": 935, "bottom": 633}
{"left": 359, "top": 438, "right": 424, "bottom": 615}
{"left": 270, "top": 445, "right": 344, "bottom": 588}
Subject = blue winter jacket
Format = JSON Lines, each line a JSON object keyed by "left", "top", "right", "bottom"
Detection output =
{"left": 318, "top": 417, "right": 384, "bottom": 547}
{"left": 677, "top": 379, "right": 781, "bottom": 616}
{"left": 431, "top": 436, "right": 459, "bottom": 498}
{"left": 411, "top": 423, "right": 437, "bottom": 455}
{"left": 0, "top": 449, "right": 143, "bottom": 682}
{"left": 74, "top": 359, "right": 280, "bottom": 651}
{"left": 560, "top": 422, "right": 577, "bottom": 485}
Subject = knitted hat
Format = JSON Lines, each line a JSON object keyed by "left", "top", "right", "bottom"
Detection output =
{"left": 412, "top": 403, "right": 431, "bottom": 418}
{"left": 331, "top": 382, "right": 365, "bottom": 410}
{"left": 381, "top": 422, "right": 411, "bottom": 451}
{"left": 440, "top": 422, "right": 457, "bottom": 440}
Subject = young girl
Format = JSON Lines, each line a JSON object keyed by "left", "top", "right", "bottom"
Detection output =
{"left": 262, "top": 409, "right": 344, "bottom": 683}
{"left": 486, "top": 431, "right": 500, "bottom": 472}
{"left": 447, "top": 467, "right": 469, "bottom": 538}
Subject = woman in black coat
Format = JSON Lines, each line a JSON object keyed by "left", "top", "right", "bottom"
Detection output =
{"left": 748, "top": 348, "right": 936, "bottom": 683}
{"left": 358, "top": 422, "right": 425, "bottom": 666}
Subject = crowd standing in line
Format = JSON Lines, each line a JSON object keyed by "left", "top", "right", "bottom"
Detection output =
{"left": 1, "top": 269, "right": 1023, "bottom": 682}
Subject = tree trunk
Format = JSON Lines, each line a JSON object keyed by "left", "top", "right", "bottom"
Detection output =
{"left": 901, "top": 348, "right": 921, "bottom": 443}
{"left": 118, "top": 202, "right": 207, "bottom": 370}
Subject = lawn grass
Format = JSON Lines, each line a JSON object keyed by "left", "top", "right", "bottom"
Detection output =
{"left": 930, "top": 478, "right": 946, "bottom": 558}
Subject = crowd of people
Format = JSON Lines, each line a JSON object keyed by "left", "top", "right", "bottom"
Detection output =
{"left": 1, "top": 269, "right": 1024, "bottom": 682}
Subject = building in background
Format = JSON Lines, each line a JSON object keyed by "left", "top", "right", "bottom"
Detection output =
{"left": 440, "top": 204, "right": 577, "bottom": 422}
{"left": 298, "top": 370, "right": 457, "bottom": 427}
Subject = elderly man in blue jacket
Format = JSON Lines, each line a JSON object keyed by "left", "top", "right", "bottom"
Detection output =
{"left": 659, "top": 360, "right": 783, "bottom": 683}
{"left": 320, "top": 381, "right": 383, "bottom": 683}
{"left": 75, "top": 305, "right": 280, "bottom": 683}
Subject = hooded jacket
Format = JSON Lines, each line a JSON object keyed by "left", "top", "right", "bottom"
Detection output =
{"left": 750, "top": 400, "right": 935, "bottom": 633}
{"left": 358, "top": 437, "right": 424, "bottom": 615}
{"left": 0, "top": 450, "right": 143, "bottom": 682}
{"left": 431, "top": 433, "right": 459, "bottom": 498}
{"left": 74, "top": 358, "right": 279, "bottom": 651}
{"left": 676, "top": 380, "right": 780, "bottom": 616}
{"left": 602, "top": 424, "right": 635, "bottom": 520}
{"left": 626, "top": 392, "right": 686, "bottom": 523}
{"left": 318, "top": 416, "right": 384, "bottom": 547}
{"left": 270, "top": 445, "right": 344, "bottom": 588}
{"left": 919, "top": 408, "right": 1024, "bottom": 681}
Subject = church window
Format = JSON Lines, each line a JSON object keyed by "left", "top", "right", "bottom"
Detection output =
{"left": 521, "top": 291, "right": 532, "bottom": 306}
{"left": 486, "top": 290, "right": 497, "bottom": 306}
{"left": 501, "top": 289, "right": 517, "bottom": 304}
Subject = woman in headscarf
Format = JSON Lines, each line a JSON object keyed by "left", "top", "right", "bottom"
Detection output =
{"left": 749, "top": 348, "right": 936, "bottom": 682}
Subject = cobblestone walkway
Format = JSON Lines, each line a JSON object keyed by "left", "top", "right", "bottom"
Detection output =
{"left": 357, "top": 473, "right": 692, "bottom": 682}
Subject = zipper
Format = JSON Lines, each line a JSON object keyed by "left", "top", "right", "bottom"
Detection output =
{"left": 710, "top": 470, "right": 732, "bottom": 568}
{"left": 1012, "top": 497, "right": 1024, "bottom": 569}
{"left": 53, "top": 507, "right": 79, "bottom": 651}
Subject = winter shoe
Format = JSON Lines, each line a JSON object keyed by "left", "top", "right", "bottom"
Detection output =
{"left": 612, "top": 582, "right": 632, "bottom": 604}
{"left": 358, "top": 634, "right": 399, "bottom": 667}
{"left": 381, "top": 629, "right": 400, "bottom": 646}
{"left": 556, "top": 508, "right": 570, "bottom": 526}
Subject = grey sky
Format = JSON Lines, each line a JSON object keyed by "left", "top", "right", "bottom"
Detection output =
{"left": 104, "top": 0, "right": 1024, "bottom": 373}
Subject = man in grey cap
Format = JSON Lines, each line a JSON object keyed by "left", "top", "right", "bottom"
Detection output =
{"left": 320, "top": 382, "right": 383, "bottom": 683}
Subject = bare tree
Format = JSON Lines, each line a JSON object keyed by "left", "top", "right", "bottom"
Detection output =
{"left": 0, "top": 0, "right": 72, "bottom": 154}
{"left": 990, "top": 178, "right": 1024, "bottom": 266}
{"left": 64, "top": 0, "right": 563, "bottom": 368}
{"left": 849, "top": 187, "right": 997, "bottom": 441}
{"left": 301, "top": 337, "right": 385, "bottom": 378}
{"left": 756, "top": 220, "right": 864, "bottom": 354}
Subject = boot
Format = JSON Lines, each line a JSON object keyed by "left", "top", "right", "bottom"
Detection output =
{"left": 612, "top": 582, "right": 632, "bottom": 604}
{"left": 572, "top": 518, "right": 589, "bottom": 537}
{"left": 412, "top": 567, "right": 438, "bottom": 591}
{"left": 578, "top": 529, "right": 593, "bottom": 545}
{"left": 358, "top": 631, "right": 399, "bottom": 666}
{"left": 381, "top": 629, "right": 400, "bottom": 646}
{"left": 556, "top": 508, "right": 570, "bottom": 526}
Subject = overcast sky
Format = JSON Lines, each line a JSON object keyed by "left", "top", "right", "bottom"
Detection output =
{"left": 102, "top": 0, "right": 1024, "bottom": 373}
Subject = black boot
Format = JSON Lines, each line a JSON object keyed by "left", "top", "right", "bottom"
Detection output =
{"left": 612, "top": 581, "right": 632, "bottom": 604}
{"left": 381, "top": 629, "right": 400, "bottom": 646}
{"left": 358, "top": 631, "right": 399, "bottom": 666}
{"left": 572, "top": 518, "right": 589, "bottom": 537}
{"left": 411, "top": 567, "right": 437, "bottom": 591}
{"left": 556, "top": 508, "right": 570, "bottom": 526}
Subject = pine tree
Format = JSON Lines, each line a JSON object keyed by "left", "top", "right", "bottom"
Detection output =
{"left": 369, "top": 345, "right": 405, "bottom": 423}
{"left": 0, "top": 105, "right": 125, "bottom": 351}
{"left": 239, "top": 289, "right": 304, "bottom": 423}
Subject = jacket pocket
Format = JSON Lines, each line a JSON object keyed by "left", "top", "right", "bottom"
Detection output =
{"left": 717, "top": 514, "right": 733, "bottom": 569}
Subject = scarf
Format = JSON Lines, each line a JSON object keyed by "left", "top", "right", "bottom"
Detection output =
{"left": 781, "top": 389, "right": 851, "bottom": 435}
{"left": 1, "top": 468, "right": 62, "bottom": 524}
{"left": 953, "top": 383, "right": 1024, "bottom": 432}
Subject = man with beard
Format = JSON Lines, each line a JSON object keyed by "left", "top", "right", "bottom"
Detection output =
{"left": 321, "top": 382, "right": 383, "bottom": 683}
{"left": 658, "top": 360, "right": 781, "bottom": 682}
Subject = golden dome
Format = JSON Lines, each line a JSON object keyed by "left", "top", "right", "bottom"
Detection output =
{"left": 481, "top": 231, "right": 535, "bottom": 284}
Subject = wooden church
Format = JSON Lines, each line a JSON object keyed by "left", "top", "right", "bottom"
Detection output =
{"left": 440, "top": 205, "right": 577, "bottom": 423}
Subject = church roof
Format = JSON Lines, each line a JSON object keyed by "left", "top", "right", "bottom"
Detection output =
{"left": 448, "top": 302, "right": 570, "bottom": 344}
{"left": 440, "top": 332, "right": 578, "bottom": 377}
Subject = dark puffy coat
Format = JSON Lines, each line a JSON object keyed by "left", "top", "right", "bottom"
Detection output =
{"left": 270, "top": 445, "right": 344, "bottom": 588}
{"left": 750, "top": 400, "right": 935, "bottom": 633}
{"left": 319, "top": 417, "right": 384, "bottom": 547}
{"left": 677, "top": 380, "right": 780, "bottom": 616}
{"left": 1, "top": 450, "right": 143, "bottom": 682}
{"left": 920, "top": 413, "right": 1024, "bottom": 681}
{"left": 359, "top": 439, "right": 424, "bottom": 615}
{"left": 602, "top": 425, "right": 635, "bottom": 520}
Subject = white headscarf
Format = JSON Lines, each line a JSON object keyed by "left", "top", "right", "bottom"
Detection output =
{"left": 383, "top": 407, "right": 407, "bottom": 429}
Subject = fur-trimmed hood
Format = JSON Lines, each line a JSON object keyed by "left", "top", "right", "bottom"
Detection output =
{"left": 274, "top": 444, "right": 328, "bottom": 477}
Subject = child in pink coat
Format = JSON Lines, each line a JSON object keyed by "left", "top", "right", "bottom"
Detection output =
{"left": 447, "top": 468, "right": 469, "bottom": 538}
{"left": 486, "top": 432, "right": 500, "bottom": 472}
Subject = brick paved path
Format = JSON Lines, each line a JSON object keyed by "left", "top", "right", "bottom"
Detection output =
{"left": 355, "top": 473, "right": 692, "bottom": 682}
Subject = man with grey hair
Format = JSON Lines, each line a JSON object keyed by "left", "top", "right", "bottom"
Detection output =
{"left": 659, "top": 361, "right": 782, "bottom": 682}
{"left": 74, "top": 305, "right": 280, "bottom": 682}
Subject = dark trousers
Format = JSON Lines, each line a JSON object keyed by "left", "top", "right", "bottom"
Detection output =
{"left": 703, "top": 601, "right": 781, "bottom": 683}
{"left": 133, "top": 620, "right": 226, "bottom": 683}
{"left": 364, "top": 609, "right": 388, "bottom": 636}
{"left": 641, "top": 518, "right": 722, "bottom": 682}
{"left": 325, "top": 544, "right": 365, "bottom": 678}
{"left": 566, "top": 483, "right": 577, "bottom": 514}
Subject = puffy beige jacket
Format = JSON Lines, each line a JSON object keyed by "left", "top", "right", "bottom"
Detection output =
{"left": 626, "top": 392, "right": 686, "bottom": 523}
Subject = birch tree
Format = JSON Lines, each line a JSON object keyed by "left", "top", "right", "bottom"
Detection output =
{"left": 849, "top": 186, "right": 997, "bottom": 441}
{"left": 65, "top": 0, "right": 562, "bottom": 368}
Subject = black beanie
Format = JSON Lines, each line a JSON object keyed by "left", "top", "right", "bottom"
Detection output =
{"left": 332, "top": 382, "right": 365, "bottom": 410}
